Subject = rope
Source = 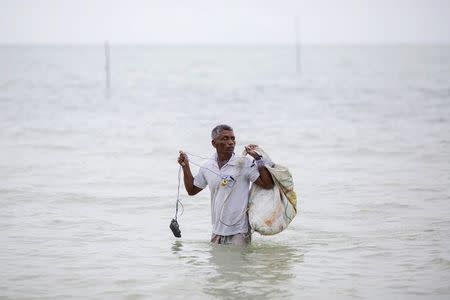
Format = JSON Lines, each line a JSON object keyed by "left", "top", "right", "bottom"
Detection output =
{"left": 219, "top": 189, "right": 249, "bottom": 227}
{"left": 180, "top": 151, "right": 249, "bottom": 227}
{"left": 184, "top": 151, "right": 244, "bottom": 179}
{"left": 176, "top": 151, "right": 276, "bottom": 228}
{"left": 175, "top": 151, "right": 295, "bottom": 230}
{"left": 174, "top": 165, "right": 184, "bottom": 220}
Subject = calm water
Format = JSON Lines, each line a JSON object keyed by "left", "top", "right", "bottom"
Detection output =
{"left": 1, "top": 45, "right": 449, "bottom": 299}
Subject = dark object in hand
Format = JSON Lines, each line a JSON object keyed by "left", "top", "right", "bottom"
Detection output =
{"left": 170, "top": 219, "right": 181, "bottom": 238}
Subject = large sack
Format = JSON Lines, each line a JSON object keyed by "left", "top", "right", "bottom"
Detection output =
{"left": 247, "top": 147, "right": 297, "bottom": 235}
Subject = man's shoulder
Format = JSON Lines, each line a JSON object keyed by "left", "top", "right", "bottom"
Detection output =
{"left": 199, "top": 156, "right": 214, "bottom": 169}
{"left": 197, "top": 160, "right": 208, "bottom": 169}
{"left": 229, "top": 155, "right": 254, "bottom": 168}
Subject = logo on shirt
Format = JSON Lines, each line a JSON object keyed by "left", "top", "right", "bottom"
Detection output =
{"left": 220, "top": 175, "right": 235, "bottom": 188}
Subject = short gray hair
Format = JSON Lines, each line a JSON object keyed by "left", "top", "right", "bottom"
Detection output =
{"left": 211, "top": 124, "right": 233, "bottom": 140}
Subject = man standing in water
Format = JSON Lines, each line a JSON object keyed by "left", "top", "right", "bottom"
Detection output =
{"left": 177, "top": 124, "right": 274, "bottom": 246}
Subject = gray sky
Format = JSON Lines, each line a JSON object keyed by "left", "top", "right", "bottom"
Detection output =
{"left": 1, "top": 0, "right": 449, "bottom": 44}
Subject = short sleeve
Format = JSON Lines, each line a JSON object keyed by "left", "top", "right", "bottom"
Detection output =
{"left": 193, "top": 167, "right": 207, "bottom": 189}
{"left": 248, "top": 159, "right": 260, "bottom": 183}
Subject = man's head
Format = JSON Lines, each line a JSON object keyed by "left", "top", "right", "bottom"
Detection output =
{"left": 211, "top": 124, "right": 235, "bottom": 155}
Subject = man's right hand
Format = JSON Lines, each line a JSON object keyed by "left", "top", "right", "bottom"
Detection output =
{"left": 177, "top": 150, "right": 202, "bottom": 196}
{"left": 177, "top": 150, "right": 189, "bottom": 167}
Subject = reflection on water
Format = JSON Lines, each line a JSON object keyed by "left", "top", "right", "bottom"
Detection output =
{"left": 203, "top": 242, "right": 304, "bottom": 300}
{"left": 171, "top": 240, "right": 183, "bottom": 253}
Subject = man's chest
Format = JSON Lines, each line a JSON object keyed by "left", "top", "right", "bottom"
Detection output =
{"left": 204, "top": 164, "right": 244, "bottom": 189}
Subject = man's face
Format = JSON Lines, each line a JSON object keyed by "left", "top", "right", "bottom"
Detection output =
{"left": 212, "top": 130, "right": 236, "bottom": 154}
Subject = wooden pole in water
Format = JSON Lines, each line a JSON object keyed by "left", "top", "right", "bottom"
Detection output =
{"left": 295, "top": 16, "right": 301, "bottom": 74}
{"left": 104, "top": 40, "right": 111, "bottom": 98}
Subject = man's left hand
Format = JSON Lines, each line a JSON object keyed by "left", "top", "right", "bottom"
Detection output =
{"left": 244, "top": 144, "right": 261, "bottom": 159}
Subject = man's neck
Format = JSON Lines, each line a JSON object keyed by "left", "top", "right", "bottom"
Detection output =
{"left": 216, "top": 152, "right": 232, "bottom": 169}
{"left": 217, "top": 152, "right": 232, "bottom": 162}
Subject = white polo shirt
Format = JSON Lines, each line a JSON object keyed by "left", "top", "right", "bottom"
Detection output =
{"left": 193, "top": 153, "right": 260, "bottom": 236}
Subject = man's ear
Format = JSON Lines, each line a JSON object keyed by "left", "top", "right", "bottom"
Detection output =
{"left": 211, "top": 139, "right": 216, "bottom": 148}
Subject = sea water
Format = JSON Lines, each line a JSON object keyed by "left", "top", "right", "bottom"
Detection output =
{"left": 0, "top": 45, "right": 449, "bottom": 299}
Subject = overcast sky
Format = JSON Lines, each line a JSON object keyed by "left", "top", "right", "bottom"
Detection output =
{"left": 1, "top": 0, "right": 449, "bottom": 44}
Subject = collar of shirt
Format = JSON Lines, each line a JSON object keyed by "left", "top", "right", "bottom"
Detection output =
{"left": 211, "top": 152, "right": 241, "bottom": 168}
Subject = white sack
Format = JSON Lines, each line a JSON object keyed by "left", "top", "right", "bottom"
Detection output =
{"left": 247, "top": 147, "right": 297, "bottom": 235}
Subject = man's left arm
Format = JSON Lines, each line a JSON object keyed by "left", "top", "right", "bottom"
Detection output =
{"left": 254, "top": 162, "right": 274, "bottom": 189}
{"left": 245, "top": 144, "right": 274, "bottom": 189}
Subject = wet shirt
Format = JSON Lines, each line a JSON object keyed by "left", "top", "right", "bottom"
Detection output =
{"left": 193, "top": 153, "right": 260, "bottom": 236}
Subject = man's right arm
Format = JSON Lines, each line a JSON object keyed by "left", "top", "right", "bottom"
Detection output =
{"left": 178, "top": 151, "right": 203, "bottom": 196}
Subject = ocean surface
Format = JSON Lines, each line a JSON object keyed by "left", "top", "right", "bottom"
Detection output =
{"left": 0, "top": 44, "right": 449, "bottom": 299}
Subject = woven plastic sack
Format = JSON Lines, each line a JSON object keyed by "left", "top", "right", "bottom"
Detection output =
{"left": 247, "top": 147, "right": 297, "bottom": 235}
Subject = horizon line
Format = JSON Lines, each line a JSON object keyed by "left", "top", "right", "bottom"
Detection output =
{"left": 1, "top": 41, "right": 449, "bottom": 47}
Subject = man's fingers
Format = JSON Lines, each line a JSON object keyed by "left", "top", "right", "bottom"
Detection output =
{"left": 177, "top": 150, "right": 188, "bottom": 165}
